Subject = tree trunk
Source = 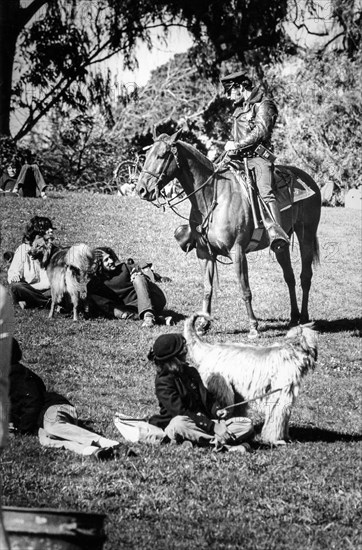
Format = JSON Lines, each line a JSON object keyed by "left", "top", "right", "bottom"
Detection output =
{"left": 0, "top": 0, "right": 20, "bottom": 136}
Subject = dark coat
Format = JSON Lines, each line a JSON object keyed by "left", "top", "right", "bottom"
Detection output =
{"left": 149, "top": 365, "right": 220, "bottom": 433}
{"left": 87, "top": 262, "right": 140, "bottom": 316}
{"left": 9, "top": 363, "right": 46, "bottom": 434}
{"left": 0, "top": 173, "right": 17, "bottom": 193}
{"left": 232, "top": 85, "right": 278, "bottom": 150}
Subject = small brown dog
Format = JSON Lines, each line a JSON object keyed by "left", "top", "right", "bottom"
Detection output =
{"left": 30, "top": 236, "right": 95, "bottom": 321}
{"left": 184, "top": 313, "right": 318, "bottom": 445}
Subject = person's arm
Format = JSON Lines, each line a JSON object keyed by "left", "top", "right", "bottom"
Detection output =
{"left": 237, "top": 100, "right": 278, "bottom": 149}
{"left": 7, "top": 244, "right": 27, "bottom": 284}
{"left": 31, "top": 265, "right": 50, "bottom": 291}
{"left": 0, "top": 286, "right": 13, "bottom": 448}
{"left": 0, "top": 286, "right": 12, "bottom": 550}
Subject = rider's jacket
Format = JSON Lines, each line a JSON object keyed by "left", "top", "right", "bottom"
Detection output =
{"left": 232, "top": 85, "right": 278, "bottom": 152}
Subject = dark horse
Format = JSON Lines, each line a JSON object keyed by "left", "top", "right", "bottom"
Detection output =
{"left": 137, "top": 131, "right": 321, "bottom": 338}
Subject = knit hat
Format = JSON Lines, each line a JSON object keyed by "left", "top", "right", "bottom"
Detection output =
{"left": 149, "top": 333, "right": 186, "bottom": 362}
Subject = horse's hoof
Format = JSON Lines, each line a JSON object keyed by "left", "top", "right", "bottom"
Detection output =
{"left": 248, "top": 328, "right": 259, "bottom": 339}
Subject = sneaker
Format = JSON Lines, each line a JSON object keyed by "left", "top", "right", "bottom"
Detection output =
{"left": 156, "top": 315, "right": 174, "bottom": 326}
{"left": 112, "top": 443, "right": 138, "bottom": 458}
{"left": 91, "top": 447, "right": 115, "bottom": 461}
{"left": 142, "top": 312, "right": 156, "bottom": 327}
{"left": 181, "top": 440, "right": 194, "bottom": 450}
{"left": 226, "top": 443, "right": 252, "bottom": 454}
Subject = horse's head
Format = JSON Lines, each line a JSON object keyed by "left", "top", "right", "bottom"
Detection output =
{"left": 136, "top": 130, "right": 181, "bottom": 201}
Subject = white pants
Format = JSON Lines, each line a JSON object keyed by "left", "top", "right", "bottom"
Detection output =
{"left": 164, "top": 415, "right": 254, "bottom": 446}
{"left": 39, "top": 404, "right": 119, "bottom": 456}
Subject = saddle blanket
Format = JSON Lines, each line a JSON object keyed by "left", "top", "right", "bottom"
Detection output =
{"left": 274, "top": 165, "right": 315, "bottom": 211}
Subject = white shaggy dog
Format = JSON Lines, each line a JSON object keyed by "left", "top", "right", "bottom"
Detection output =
{"left": 30, "top": 236, "right": 95, "bottom": 321}
{"left": 184, "top": 313, "right": 318, "bottom": 445}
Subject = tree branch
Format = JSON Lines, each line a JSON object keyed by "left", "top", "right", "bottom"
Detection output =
{"left": 20, "top": 0, "right": 48, "bottom": 27}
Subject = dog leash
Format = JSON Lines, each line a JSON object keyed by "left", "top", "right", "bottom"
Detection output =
{"left": 220, "top": 385, "right": 290, "bottom": 413}
{"left": 115, "top": 416, "right": 148, "bottom": 422}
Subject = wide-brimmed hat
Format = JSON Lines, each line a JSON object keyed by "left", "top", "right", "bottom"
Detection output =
{"left": 149, "top": 333, "right": 186, "bottom": 362}
{"left": 220, "top": 71, "right": 253, "bottom": 93}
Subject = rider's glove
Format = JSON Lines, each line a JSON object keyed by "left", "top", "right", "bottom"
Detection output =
{"left": 224, "top": 140, "right": 238, "bottom": 152}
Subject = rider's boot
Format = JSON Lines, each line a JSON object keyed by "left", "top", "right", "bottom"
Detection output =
{"left": 263, "top": 201, "right": 290, "bottom": 252}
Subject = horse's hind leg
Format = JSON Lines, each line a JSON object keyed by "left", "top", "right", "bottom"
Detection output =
{"left": 275, "top": 247, "right": 300, "bottom": 326}
{"left": 234, "top": 246, "right": 259, "bottom": 338}
{"left": 295, "top": 224, "right": 318, "bottom": 324}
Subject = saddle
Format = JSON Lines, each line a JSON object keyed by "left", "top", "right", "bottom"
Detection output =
{"left": 227, "top": 161, "right": 315, "bottom": 211}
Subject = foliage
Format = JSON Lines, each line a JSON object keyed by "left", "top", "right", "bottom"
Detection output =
{"left": 31, "top": 110, "right": 123, "bottom": 189}
{"left": 2, "top": 0, "right": 292, "bottom": 140}
{"left": 0, "top": 194, "right": 361, "bottom": 549}
{"left": 267, "top": 50, "right": 362, "bottom": 199}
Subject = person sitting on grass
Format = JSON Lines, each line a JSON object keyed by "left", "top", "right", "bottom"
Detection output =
{"left": 115, "top": 334, "right": 254, "bottom": 452}
{"left": 11, "top": 157, "right": 48, "bottom": 199}
{"left": 0, "top": 160, "right": 21, "bottom": 195}
{"left": 9, "top": 338, "right": 133, "bottom": 460}
{"left": 7, "top": 216, "right": 55, "bottom": 310}
{"left": 87, "top": 247, "right": 168, "bottom": 327}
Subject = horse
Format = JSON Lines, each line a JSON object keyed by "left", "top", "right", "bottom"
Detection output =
{"left": 136, "top": 131, "right": 321, "bottom": 338}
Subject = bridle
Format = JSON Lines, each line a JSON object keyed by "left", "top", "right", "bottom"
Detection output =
{"left": 141, "top": 137, "right": 234, "bottom": 263}
{"left": 140, "top": 137, "right": 180, "bottom": 204}
{"left": 140, "top": 137, "right": 223, "bottom": 211}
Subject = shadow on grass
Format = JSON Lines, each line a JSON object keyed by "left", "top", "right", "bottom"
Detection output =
{"left": 163, "top": 309, "right": 187, "bottom": 324}
{"left": 289, "top": 425, "right": 362, "bottom": 443}
{"left": 223, "top": 317, "right": 362, "bottom": 337}
{"left": 253, "top": 423, "right": 362, "bottom": 445}
{"left": 314, "top": 317, "right": 362, "bottom": 334}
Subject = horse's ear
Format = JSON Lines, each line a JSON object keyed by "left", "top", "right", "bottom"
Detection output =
{"left": 170, "top": 128, "right": 182, "bottom": 143}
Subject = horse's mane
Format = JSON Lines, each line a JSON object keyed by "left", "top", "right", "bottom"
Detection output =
{"left": 178, "top": 141, "right": 214, "bottom": 172}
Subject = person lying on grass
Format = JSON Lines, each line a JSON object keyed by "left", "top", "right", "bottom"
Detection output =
{"left": 9, "top": 338, "right": 135, "bottom": 460}
{"left": 115, "top": 334, "right": 254, "bottom": 453}
{"left": 87, "top": 247, "right": 169, "bottom": 327}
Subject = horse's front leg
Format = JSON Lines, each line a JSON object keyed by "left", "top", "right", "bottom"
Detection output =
{"left": 234, "top": 245, "right": 259, "bottom": 338}
{"left": 197, "top": 255, "right": 214, "bottom": 334}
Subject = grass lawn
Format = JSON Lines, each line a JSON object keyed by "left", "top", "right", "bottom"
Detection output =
{"left": 0, "top": 192, "right": 361, "bottom": 550}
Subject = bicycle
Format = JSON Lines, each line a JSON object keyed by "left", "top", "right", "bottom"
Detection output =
{"left": 113, "top": 149, "right": 146, "bottom": 194}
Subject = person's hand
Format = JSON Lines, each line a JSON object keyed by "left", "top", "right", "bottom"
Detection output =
{"left": 224, "top": 140, "right": 238, "bottom": 152}
{"left": 213, "top": 420, "right": 230, "bottom": 445}
{"left": 9, "top": 274, "right": 21, "bottom": 283}
{"left": 130, "top": 267, "right": 143, "bottom": 283}
{"left": 114, "top": 308, "right": 136, "bottom": 320}
{"left": 216, "top": 408, "right": 228, "bottom": 419}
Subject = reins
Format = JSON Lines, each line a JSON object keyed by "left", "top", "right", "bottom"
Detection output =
{"left": 141, "top": 139, "right": 231, "bottom": 264}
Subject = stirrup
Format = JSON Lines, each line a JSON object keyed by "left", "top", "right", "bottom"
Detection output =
{"left": 266, "top": 224, "right": 290, "bottom": 252}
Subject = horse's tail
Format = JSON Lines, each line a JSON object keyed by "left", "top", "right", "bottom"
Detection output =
{"left": 183, "top": 312, "right": 211, "bottom": 349}
{"left": 313, "top": 236, "right": 320, "bottom": 266}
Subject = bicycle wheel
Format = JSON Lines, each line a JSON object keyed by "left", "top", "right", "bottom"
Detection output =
{"left": 114, "top": 161, "right": 138, "bottom": 185}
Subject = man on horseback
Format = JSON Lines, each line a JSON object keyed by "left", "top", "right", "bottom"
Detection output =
{"left": 221, "top": 71, "right": 289, "bottom": 252}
